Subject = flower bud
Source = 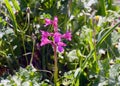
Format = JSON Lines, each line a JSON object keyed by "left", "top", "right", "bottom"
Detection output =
{"left": 26, "top": 7, "right": 30, "bottom": 13}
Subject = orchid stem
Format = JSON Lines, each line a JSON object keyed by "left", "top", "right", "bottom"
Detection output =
{"left": 54, "top": 44, "right": 59, "bottom": 86}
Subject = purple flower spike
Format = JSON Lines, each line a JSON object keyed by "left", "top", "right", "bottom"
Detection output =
{"left": 62, "top": 31, "right": 72, "bottom": 41}
{"left": 40, "top": 16, "right": 72, "bottom": 53}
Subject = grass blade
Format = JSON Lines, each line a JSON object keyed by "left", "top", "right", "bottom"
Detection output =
{"left": 96, "top": 22, "right": 120, "bottom": 47}
{"left": 98, "top": 0, "right": 106, "bottom": 16}
{"left": 11, "top": 0, "right": 20, "bottom": 11}
{"left": 4, "top": 0, "right": 18, "bottom": 33}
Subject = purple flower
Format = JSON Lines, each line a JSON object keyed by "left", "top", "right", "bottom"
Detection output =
{"left": 57, "top": 42, "right": 66, "bottom": 46}
{"left": 40, "top": 16, "right": 72, "bottom": 53}
{"left": 53, "top": 32, "right": 62, "bottom": 43}
{"left": 40, "top": 31, "right": 69, "bottom": 52}
{"left": 58, "top": 46, "right": 64, "bottom": 52}
{"left": 52, "top": 16, "right": 58, "bottom": 32}
{"left": 44, "top": 16, "right": 58, "bottom": 32}
{"left": 57, "top": 42, "right": 66, "bottom": 52}
{"left": 62, "top": 31, "right": 72, "bottom": 41}
{"left": 40, "top": 30, "right": 52, "bottom": 46}
{"left": 40, "top": 38, "right": 51, "bottom": 46}
{"left": 44, "top": 18, "right": 52, "bottom": 27}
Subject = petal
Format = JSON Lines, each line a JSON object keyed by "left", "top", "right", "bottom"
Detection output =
{"left": 54, "top": 36, "right": 61, "bottom": 43}
{"left": 62, "top": 31, "right": 72, "bottom": 41}
{"left": 53, "top": 32, "right": 62, "bottom": 43}
{"left": 54, "top": 16, "right": 58, "bottom": 22}
{"left": 52, "top": 16, "right": 58, "bottom": 32}
{"left": 58, "top": 46, "right": 64, "bottom": 52}
{"left": 54, "top": 32, "right": 62, "bottom": 37}
{"left": 44, "top": 18, "right": 52, "bottom": 27}
{"left": 57, "top": 42, "right": 66, "bottom": 46}
{"left": 41, "top": 30, "right": 51, "bottom": 37}
{"left": 40, "top": 38, "right": 51, "bottom": 46}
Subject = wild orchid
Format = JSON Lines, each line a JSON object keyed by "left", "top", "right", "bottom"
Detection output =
{"left": 40, "top": 16, "right": 72, "bottom": 85}
{"left": 40, "top": 16, "right": 72, "bottom": 52}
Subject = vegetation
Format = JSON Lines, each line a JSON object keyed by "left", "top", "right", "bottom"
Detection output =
{"left": 0, "top": 0, "right": 120, "bottom": 86}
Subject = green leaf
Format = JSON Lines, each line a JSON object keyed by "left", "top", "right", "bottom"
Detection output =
{"left": 11, "top": 0, "right": 20, "bottom": 11}
{"left": 4, "top": 0, "right": 18, "bottom": 33}
{"left": 96, "top": 22, "right": 120, "bottom": 48}
{"left": 98, "top": 0, "right": 106, "bottom": 16}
